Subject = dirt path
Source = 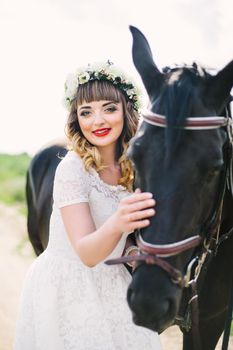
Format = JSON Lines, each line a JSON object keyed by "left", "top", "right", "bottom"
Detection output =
{"left": 0, "top": 203, "right": 232, "bottom": 350}
{"left": 0, "top": 204, "right": 34, "bottom": 350}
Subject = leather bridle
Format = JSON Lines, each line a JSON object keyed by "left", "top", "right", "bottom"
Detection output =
{"left": 106, "top": 110, "right": 233, "bottom": 283}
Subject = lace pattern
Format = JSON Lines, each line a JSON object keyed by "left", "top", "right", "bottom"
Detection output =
{"left": 14, "top": 151, "right": 162, "bottom": 350}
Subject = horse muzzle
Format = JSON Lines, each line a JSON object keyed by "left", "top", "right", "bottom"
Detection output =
{"left": 127, "top": 264, "right": 182, "bottom": 332}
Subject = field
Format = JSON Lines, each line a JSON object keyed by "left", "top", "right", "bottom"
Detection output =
{"left": 0, "top": 153, "right": 31, "bottom": 214}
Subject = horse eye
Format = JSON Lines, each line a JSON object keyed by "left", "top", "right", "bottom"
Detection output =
{"left": 209, "top": 169, "right": 219, "bottom": 177}
{"left": 206, "top": 165, "right": 223, "bottom": 180}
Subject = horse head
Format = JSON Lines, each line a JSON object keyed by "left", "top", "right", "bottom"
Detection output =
{"left": 126, "top": 26, "right": 233, "bottom": 333}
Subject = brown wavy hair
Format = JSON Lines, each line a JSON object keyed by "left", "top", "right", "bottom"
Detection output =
{"left": 65, "top": 80, "right": 139, "bottom": 191}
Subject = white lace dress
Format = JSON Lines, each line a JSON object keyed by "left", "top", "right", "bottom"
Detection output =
{"left": 14, "top": 151, "right": 161, "bottom": 350}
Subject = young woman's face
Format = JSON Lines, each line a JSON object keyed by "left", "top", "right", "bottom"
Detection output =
{"left": 77, "top": 100, "right": 124, "bottom": 149}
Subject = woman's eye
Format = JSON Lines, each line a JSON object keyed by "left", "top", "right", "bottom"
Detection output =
{"left": 80, "top": 111, "right": 91, "bottom": 117}
{"left": 106, "top": 106, "right": 117, "bottom": 113}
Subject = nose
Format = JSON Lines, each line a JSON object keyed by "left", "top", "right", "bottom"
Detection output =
{"left": 93, "top": 111, "right": 105, "bottom": 125}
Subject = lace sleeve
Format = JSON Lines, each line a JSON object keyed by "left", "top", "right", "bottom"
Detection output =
{"left": 53, "top": 154, "right": 89, "bottom": 208}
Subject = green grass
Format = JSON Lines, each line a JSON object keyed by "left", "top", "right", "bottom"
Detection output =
{"left": 0, "top": 153, "right": 31, "bottom": 213}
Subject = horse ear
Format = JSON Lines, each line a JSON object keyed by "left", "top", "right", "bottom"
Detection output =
{"left": 205, "top": 60, "right": 233, "bottom": 113}
{"left": 129, "top": 26, "right": 163, "bottom": 99}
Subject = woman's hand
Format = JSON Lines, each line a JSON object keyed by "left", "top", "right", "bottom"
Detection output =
{"left": 60, "top": 189, "right": 155, "bottom": 267}
{"left": 110, "top": 188, "right": 156, "bottom": 234}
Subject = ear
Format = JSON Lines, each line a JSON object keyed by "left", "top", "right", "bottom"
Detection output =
{"left": 129, "top": 26, "right": 163, "bottom": 99}
{"left": 205, "top": 60, "right": 233, "bottom": 113}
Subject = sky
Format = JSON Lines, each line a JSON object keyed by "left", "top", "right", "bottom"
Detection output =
{"left": 0, "top": 0, "right": 232, "bottom": 155}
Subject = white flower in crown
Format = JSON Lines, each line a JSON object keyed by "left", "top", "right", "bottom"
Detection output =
{"left": 106, "top": 73, "right": 115, "bottom": 81}
{"left": 63, "top": 61, "right": 142, "bottom": 112}
{"left": 107, "top": 66, "right": 124, "bottom": 80}
{"left": 94, "top": 71, "right": 101, "bottom": 78}
{"left": 64, "top": 73, "right": 79, "bottom": 100}
{"left": 63, "top": 96, "right": 72, "bottom": 110}
{"left": 126, "top": 88, "right": 136, "bottom": 99}
{"left": 78, "top": 72, "right": 90, "bottom": 84}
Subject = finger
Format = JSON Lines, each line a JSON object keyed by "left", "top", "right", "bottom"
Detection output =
{"left": 128, "top": 198, "right": 156, "bottom": 213}
{"left": 128, "top": 209, "right": 155, "bottom": 222}
{"left": 131, "top": 219, "right": 151, "bottom": 230}
{"left": 134, "top": 188, "right": 141, "bottom": 193}
{"left": 123, "top": 192, "right": 153, "bottom": 204}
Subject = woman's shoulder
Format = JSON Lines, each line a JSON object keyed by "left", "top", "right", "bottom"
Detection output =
{"left": 59, "top": 150, "right": 85, "bottom": 167}
{"left": 53, "top": 151, "right": 90, "bottom": 204}
{"left": 55, "top": 151, "right": 87, "bottom": 180}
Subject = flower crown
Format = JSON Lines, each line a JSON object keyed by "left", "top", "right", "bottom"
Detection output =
{"left": 63, "top": 60, "right": 141, "bottom": 112}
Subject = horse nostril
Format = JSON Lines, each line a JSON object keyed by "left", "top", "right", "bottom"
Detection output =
{"left": 127, "top": 285, "right": 139, "bottom": 311}
{"left": 127, "top": 285, "right": 134, "bottom": 305}
{"left": 160, "top": 299, "right": 170, "bottom": 317}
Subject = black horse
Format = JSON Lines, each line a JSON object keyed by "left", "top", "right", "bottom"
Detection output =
{"left": 125, "top": 26, "right": 233, "bottom": 350}
{"left": 26, "top": 140, "right": 67, "bottom": 255}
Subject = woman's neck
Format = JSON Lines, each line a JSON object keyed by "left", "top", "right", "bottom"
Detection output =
{"left": 97, "top": 145, "right": 122, "bottom": 185}
{"left": 98, "top": 144, "right": 118, "bottom": 168}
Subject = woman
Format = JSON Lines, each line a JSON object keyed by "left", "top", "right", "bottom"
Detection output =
{"left": 14, "top": 61, "right": 161, "bottom": 349}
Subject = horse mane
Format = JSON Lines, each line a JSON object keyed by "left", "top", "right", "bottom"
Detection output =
{"left": 156, "top": 63, "right": 209, "bottom": 152}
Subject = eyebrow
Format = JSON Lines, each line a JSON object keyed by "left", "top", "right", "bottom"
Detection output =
{"left": 103, "top": 101, "right": 118, "bottom": 107}
{"left": 78, "top": 101, "right": 118, "bottom": 112}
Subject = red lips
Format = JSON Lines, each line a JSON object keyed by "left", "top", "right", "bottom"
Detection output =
{"left": 92, "top": 128, "right": 111, "bottom": 137}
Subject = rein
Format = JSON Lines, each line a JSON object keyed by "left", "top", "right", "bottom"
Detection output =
{"left": 106, "top": 234, "right": 202, "bottom": 288}
{"left": 105, "top": 109, "right": 233, "bottom": 350}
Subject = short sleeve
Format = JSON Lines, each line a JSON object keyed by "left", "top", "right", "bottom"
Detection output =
{"left": 53, "top": 153, "right": 89, "bottom": 208}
